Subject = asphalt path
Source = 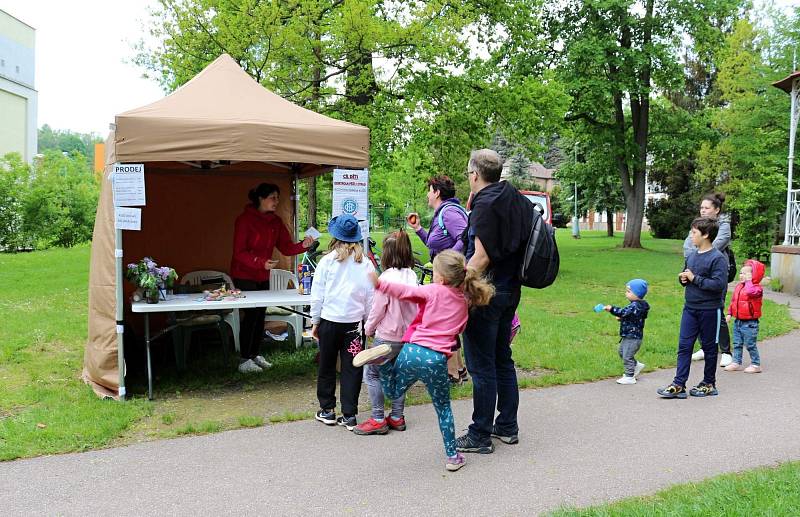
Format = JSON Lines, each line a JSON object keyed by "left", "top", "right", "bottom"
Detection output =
{"left": 2, "top": 292, "right": 799, "bottom": 516}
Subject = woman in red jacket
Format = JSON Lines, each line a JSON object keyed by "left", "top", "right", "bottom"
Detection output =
{"left": 231, "top": 183, "right": 314, "bottom": 373}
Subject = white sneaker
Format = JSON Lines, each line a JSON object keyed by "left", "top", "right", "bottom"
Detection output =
{"left": 253, "top": 355, "right": 273, "bottom": 369}
{"left": 719, "top": 353, "right": 733, "bottom": 368}
{"left": 616, "top": 375, "right": 636, "bottom": 385}
{"left": 634, "top": 362, "right": 645, "bottom": 377}
{"left": 353, "top": 344, "right": 392, "bottom": 368}
{"left": 691, "top": 349, "right": 705, "bottom": 361}
{"left": 238, "top": 359, "right": 263, "bottom": 374}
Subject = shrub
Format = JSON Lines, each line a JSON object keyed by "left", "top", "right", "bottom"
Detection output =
{"left": 646, "top": 194, "right": 697, "bottom": 239}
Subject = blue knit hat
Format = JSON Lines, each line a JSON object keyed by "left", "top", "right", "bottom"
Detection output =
{"left": 627, "top": 279, "right": 648, "bottom": 299}
{"left": 328, "top": 214, "right": 363, "bottom": 243}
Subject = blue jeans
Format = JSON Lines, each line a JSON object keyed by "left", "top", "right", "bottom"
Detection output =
{"left": 379, "top": 343, "right": 455, "bottom": 456}
{"left": 732, "top": 319, "right": 760, "bottom": 366}
{"left": 364, "top": 337, "right": 405, "bottom": 420}
{"left": 674, "top": 307, "right": 721, "bottom": 387}
{"left": 463, "top": 289, "right": 521, "bottom": 441}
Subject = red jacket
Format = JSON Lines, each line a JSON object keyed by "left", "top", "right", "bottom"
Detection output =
{"left": 230, "top": 205, "right": 306, "bottom": 282}
{"left": 727, "top": 259, "right": 765, "bottom": 320}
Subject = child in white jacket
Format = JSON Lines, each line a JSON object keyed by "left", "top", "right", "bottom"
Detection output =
{"left": 310, "top": 215, "right": 375, "bottom": 431}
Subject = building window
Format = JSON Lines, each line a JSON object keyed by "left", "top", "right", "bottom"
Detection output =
{"left": 16, "top": 65, "right": 20, "bottom": 73}
{"left": 0, "top": 59, "right": 5, "bottom": 67}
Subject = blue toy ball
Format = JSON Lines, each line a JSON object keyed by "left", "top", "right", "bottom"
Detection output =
{"left": 594, "top": 303, "right": 605, "bottom": 313}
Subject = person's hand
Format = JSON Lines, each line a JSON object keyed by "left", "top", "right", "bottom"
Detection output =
{"left": 264, "top": 259, "right": 279, "bottom": 270}
{"left": 683, "top": 269, "right": 695, "bottom": 282}
{"left": 302, "top": 236, "right": 315, "bottom": 248}
{"left": 311, "top": 324, "right": 319, "bottom": 342}
{"left": 367, "top": 271, "right": 380, "bottom": 287}
{"left": 726, "top": 314, "right": 732, "bottom": 323}
{"left": 407, "top": 212, "right": 421, "bottom": 230}
{"left": 603, "top": 305, "right": 612, "bottom": 312}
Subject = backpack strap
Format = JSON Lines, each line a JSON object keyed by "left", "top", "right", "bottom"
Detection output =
{"left": 437, "top": 202, "right": 468, "bottom": 237}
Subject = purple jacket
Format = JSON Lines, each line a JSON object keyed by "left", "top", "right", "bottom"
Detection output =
{"left": 415, "top": 199, "right": 467, "bottom": 258}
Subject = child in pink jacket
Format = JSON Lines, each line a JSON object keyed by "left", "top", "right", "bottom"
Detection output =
{"left": 354, "top": 231, "right": 418, "bottom": 436}
{"left": 354, "top": 250, "right": 494, "bottom": 472}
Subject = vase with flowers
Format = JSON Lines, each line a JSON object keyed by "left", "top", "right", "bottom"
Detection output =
{"left": 126, "top": 257, "right": 178, "bottom": 304}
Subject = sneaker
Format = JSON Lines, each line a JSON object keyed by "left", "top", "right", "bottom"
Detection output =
{"left": 387, "top": 415, "right": 406, "bottom": 431}
{"left": 352, "top": 344, "right": 392, "bottom": 368}
{"left": 315, "top": 409, "right": 336, "bottom": 425}
{"left": 689, "top": 382, "right": 719, "bottom": 397}
{"left": 490, "top": 426, "right": 519, "bottom": 445}
{"left": 238, "top": 359, "right": 263, "bottom": 374}
{"left": 719, "top": 353, "right": 733, "bottom": 368}
{"left": 634, "top": 362, "right": 646, "bottom": 377}
{"left": 616, "top": 375, "right": 636, "bottom": 385}
{"left": 446, "top": 452, "right": 466, "bottom": 472}
{"left": 657, "top": 383, "right": 687, "bottom": 399}
{"left": 744, "top": 365, "right": 762, "bottom": 374}
{"left": 353, "top": 418, "right": 389, "bottom": 435}
{"left": 459, "top": 367, "right": 469, "bottom": 383}
{"left": 455, "top": 434, "right": 494, "bottom": 454}
{"left": 724, "top": 362, "right": 743, "bottom": 372}
{"left": 336, "top": 415, "right": 357, "bottom": 431}
{"left": 691, "top": 349, "right": 705, "bottom": 361}
{"left": 253, "top": 355, "right": 273, "bottom": 369}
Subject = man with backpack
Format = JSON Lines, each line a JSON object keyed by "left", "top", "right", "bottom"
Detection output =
{"left": 407, "top": 175, "right": 468, "bottom": 259}
{"left": 457, "top": 148, "right": 535, "bottom": 454}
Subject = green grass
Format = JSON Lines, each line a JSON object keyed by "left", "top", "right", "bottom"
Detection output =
{"left": 550, "top": 461, "right": 800, "bottom": 516}
{"left": 0, "top": 232, "right": 796, "bottom": 462}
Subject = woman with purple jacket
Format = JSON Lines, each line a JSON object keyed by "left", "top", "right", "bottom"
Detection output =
{"left": 408, "top": 175, "right": 469, "bottom": 383}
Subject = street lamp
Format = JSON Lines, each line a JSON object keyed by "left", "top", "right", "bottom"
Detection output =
{"left": 572, "top": 142, "right": 581, "bottom": 239}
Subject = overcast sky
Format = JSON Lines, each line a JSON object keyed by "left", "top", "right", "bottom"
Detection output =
{"left": 2, "top": 0, "right": 799, "bottom": 137}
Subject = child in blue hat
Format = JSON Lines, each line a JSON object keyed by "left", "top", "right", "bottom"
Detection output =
{"left": 601, "top": 278, "right": 650, "bottom": 384}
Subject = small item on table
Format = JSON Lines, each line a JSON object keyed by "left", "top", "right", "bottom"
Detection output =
{"left": 202, "top": 284, "right": 244, "bottom": 301}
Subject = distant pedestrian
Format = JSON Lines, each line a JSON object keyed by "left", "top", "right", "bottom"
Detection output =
{"left": 601, "top": 279, "right": 650, "bottom": 385}
{"left": 658, "top": 217, "right": 728, "bottom": 399}
{"left": 724, "top": 260, "right": 765, "bottom": 374}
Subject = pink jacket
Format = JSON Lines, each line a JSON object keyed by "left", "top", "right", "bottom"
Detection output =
{"left": 365, "top": 268, "right": 419, "bottom": 342}
{"left": 377, "top": 280, "right": 468, "bottom": 357}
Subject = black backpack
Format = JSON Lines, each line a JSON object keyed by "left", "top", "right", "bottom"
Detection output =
{"left": 519, "top": 209, "right": 559, "bottom": 288}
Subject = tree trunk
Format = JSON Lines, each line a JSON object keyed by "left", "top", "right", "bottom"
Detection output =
{"left": 622, "top": 168, "right": 646, "bottom": 247}
{"left": 308, "top": 176, "right": 317, "bottom": 228}
{"left": 606, "top": 209, "right": 614, "bottom": 237}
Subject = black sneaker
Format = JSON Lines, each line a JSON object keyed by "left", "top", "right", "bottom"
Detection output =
{"left": 689, "top": 383, "right": 719, "bottom": 397}
{"left": 455, "top": 434, "right": 494, "bottom": 454}
{"left": 336, "top": 415, "right": 357, "bottom": 431}
{"left": 490, "top": 426, "right": 519, "bottom": 445}
{"left": 656, "top": 384, "right": 687, "bottom": 399}
{"left": 315, "top": 409, "right": 336, "bottom": 425}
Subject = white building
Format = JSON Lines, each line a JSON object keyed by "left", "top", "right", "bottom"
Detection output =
{"left": 0, "top": 9, "right": 37, "bottom": 162}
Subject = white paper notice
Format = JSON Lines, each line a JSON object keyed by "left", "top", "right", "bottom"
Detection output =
{"left": 305, "top": 227, "right": 321, "bottom": 240}
{"left": 112, "top": 163, "right": 146, "bottom": 206}
{"left": 332, "top": 168, "right": 369, "bottom": 238}
{"left": 115, "top": 207, "right": 142, "bottom": 230}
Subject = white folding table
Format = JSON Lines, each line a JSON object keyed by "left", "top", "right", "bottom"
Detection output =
{"left": 131, "top": 289, "right": 311, "bottom": 399}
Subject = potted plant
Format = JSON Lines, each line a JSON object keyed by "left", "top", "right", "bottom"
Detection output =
{"left": 126, "top": 257, "right": 178, "bottom": 303}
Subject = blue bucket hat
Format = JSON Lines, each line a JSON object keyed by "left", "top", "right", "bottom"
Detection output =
{"left": 627, "top": 278, "right": 648, "bottom": 299}
{"left": 328, "top": 214, "right": 363, "bottom": 243}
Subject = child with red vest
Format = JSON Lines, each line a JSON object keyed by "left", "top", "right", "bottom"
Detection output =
{"left": 724, "top": 259, "right": 765, "bottom": 373}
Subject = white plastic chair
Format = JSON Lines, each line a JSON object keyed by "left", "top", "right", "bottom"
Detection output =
{"left": 180, "top": 270, "right": 240, "bottom": 354}
{"left": 265, "top": 269, "right": 305, "bottom": 348}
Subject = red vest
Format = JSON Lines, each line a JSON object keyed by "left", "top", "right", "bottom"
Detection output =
{"left": 727, "top": 259, "right": 765, "bottom": 320}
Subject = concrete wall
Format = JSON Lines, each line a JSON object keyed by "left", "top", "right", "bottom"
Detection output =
{"left": 0, "top": 9, "right": 36, "bottom": 162}
{"left": 771, "top": 246, "right": 800, "bottom": 296}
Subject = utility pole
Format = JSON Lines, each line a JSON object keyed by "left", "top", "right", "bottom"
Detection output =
{"left": 572, "top": 142, "right": 581, "bottom": 239}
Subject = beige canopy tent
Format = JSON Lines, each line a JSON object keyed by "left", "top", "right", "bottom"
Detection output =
{"left": 83, "top": 54, "right": 369, "bottom": 399}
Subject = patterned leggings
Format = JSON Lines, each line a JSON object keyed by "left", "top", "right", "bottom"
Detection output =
{"left": 379, "top": 342, "right": 455, "bottom": 457}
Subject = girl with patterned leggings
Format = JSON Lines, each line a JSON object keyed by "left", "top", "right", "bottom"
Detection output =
{"left": 353, "top": 250, "right": 494, "bottom": 471}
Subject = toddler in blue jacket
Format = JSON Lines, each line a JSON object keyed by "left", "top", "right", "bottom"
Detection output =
{"left": 603, "top": 279, "right": 650, "bottom": 384}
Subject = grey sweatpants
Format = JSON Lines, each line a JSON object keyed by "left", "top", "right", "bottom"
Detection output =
{"left": 618, "top": 337, "right": 642, "bottom": 377}
{"left": 364, "top": 337, "right": 405, "bottom": 420}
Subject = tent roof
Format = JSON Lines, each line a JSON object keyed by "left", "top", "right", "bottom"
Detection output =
{"left": 772, "top": 70, "right": 800, "bottom": 93}
{"left": 113, "top": 54, "right": 369, "bottom": 168}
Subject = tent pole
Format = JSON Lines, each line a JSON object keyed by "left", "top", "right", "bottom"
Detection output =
{"left": 293, "top": 167, "right": 300, "bottom": 273}
{"left": 115, "top": 228, "right": 126, "bottom": 401}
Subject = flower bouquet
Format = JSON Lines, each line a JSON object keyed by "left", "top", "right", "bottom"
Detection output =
{"left": 126, "top": 257, "right": 178, "bottom": 303}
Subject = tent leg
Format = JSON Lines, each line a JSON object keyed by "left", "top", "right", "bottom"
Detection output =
{"left": 115, "top": 228, "right": 126, "bottom": 401}
{"left": 293, "top": 169, "right": 300, "bottom": 273}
